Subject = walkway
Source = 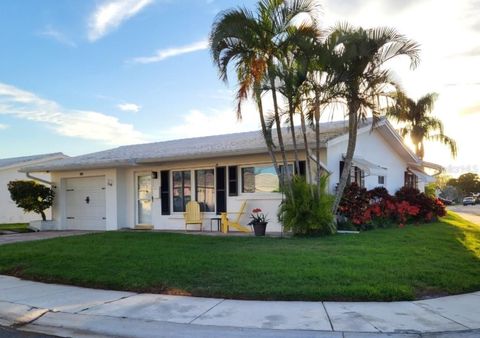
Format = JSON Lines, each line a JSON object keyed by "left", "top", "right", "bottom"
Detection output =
{"left": 0, "top": 231, "right": 96, "bottom": 246}
{"left": 0, "top": 275, "right": 479, "bottom": 337}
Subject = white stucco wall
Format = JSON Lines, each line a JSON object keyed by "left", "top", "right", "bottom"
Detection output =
{"left": 0, "top": 168, "right": 52, "bottom": 223}
{"left": 122, "top": 153, "right": 302, "bottom": 233}
{"left": 326, "top": 128, "right": 410, "bottom": 194}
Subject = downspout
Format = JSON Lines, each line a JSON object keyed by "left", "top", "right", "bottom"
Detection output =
{"left": 26, "top": 172, "right": 54, "bottom": 186}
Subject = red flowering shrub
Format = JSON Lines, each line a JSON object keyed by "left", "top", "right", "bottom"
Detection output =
{"left": 395, "top": 187, "right": 446, "bottom": 222}
{"left": 338, "top": 184, "right": 446, "bottom": 231}
{"left": 338, "top": 183, "right": 373, "bottom": 230}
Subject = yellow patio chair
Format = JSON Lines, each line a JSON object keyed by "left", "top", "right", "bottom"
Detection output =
{"left": 184, "top": 201, "right": 203, "bottom": 231}
{"left": 220, "top": 200, "right": 250, "bottom": 233}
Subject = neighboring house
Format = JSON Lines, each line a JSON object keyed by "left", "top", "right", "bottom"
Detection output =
{"left": 22, "top": 118, "right": 441, "bottom": 232}
{"left": 0, "top": 153, "right": 68, "bottom": 224}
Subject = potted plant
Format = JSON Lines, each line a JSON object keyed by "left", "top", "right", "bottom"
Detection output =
{"left": 248, "top": 208, "right": 268, "bottom": 236}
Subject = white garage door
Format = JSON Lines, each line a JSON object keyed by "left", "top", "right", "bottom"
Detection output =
{"left": 65, "top": 176, "right": 106, "bottom": 230}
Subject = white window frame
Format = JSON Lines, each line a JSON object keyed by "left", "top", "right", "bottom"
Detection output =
{"left": 170, "top": 167, "right": 216, "bottom": 215}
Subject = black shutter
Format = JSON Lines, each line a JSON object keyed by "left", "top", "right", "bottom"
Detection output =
{"left": 339, "top": 161, "right": 345, "bottom": 182}
{"left": 160, "top": 170, "right": 170, "bottom": 215}
{"left": 298, "top": 160, "right": 306, "bottom": 177}
{"left": 216, "top": 167, "right": 227, "bottom": 215}
{"left": 228, "top": 166, "right": 238, "bottom": 196}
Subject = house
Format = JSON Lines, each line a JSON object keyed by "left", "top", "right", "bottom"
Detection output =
{"left": 0, "top": 152, "right": 68, "bottom": 224}
{"left": 21, "top": 118, "right": 440, "bottom": 232}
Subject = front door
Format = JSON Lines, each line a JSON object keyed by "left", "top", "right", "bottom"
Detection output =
{"left": 136, "top": 174, "right": 152, "bottom": 225}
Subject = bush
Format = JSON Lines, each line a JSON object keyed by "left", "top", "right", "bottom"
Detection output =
{"left": 278, "top": 175, "right": 335, "bottom": 236}
{"left": 395, "top": 187, "right": 446, "bottom": 222}
{"left": 338, "top": 184, "right": 446, "bottom": 231}
{"left": 8, "top": 180, "right": 54, "bottom": 221}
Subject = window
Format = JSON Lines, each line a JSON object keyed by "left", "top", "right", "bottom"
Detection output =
{"left": 195, "top": 169, "right": 215, "bottom": 212}
{"left": 339, "top": 161, "right": 365, "bottom": 188}
{"left": 242, "top": 165, "right": 279, "bottom": 193}
{"left": 404, "top": 171, "right": 418, "bottom": 189}
{"left": 378, "top": 176, "right": 385, "bottom": 185}
{"left": 173, "top": 171, "right": 191, "bottom": 212}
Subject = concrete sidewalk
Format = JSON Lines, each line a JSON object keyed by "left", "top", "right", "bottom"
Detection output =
{"left": 0, "top": 231, "right": 96, "bottom": 246}
{"left": 0, "top": 275, "right": 479, "bottom": 337}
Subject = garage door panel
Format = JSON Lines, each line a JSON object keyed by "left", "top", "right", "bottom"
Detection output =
{"left": 65, "top": 176, "right": 106, "bottom": 230}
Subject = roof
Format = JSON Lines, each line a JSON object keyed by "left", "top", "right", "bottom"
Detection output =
{"left": 0, "top": 153, "right": 67, "bottom": 170}
{"left": 23, "top": 120, "right": 354, "bottom": 172}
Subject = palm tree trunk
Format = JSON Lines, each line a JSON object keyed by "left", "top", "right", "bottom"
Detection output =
{"left": 255, "top": 86, "right": 280, "bottom": 177}
{"left": 314, "top": 90, "right": 322, "bottom": 196}
{"left": 269, "top": 75, "right": 291, "bottom": 191}
{"left": 288, "top": 101, "right": 300, "bottom": 175}
{"left": 332, "top": 100, "right": 359, "bottom": 213}
{"left": 299, "top": 107, "right": 312, "bottom": 183}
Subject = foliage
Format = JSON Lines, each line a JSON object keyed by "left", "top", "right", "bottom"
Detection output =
{"left": 339, "top": 184, "right": 446, "bottom": 230}
{"left": 424, "top": 182, "right": 437, "bottom": 198}
{"left": 386, "top": 91, "right": 457, "bottom": 159}
{"left": 248, "top": 208, "right": 268, "bottom": 225}
{"left": 395, "top": 187, "right": 446, "bottom": 222}
{"left": 0, "top": 213, "right": 478, "bottom": 301}
{"left": 7, "top": 181, "right": 54, "bottom": 221}
{"left": 447, "top": 173, "right": 480, "bottom": 195}
{"left": 278, "top": 175, "right": 335, "bottom": 236}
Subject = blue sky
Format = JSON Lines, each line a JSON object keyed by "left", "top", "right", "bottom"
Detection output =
{"left": 0, "top": 0, "right": 245, "bottom": 156}
{"left": 0, "top": 0, "right": 479, "bottom": 175}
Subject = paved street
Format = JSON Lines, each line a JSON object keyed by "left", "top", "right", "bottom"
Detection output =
{"left": 449, "top": 204, "right": 480, "bottom": 225}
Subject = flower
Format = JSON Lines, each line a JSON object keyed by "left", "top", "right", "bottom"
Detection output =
{"left": 248, "top": 208, "right": 268, "bottom": 225}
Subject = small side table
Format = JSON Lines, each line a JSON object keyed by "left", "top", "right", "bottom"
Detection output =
{"left": 210, "top": 217, "right": 222, "bottom": 232}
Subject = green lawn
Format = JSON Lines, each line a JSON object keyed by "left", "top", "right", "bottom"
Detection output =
{"left": 0, "top": 212, "right": 478, "bottom": 301}
{"left": 0, "top": 223, "right": 30, "bottom": 233}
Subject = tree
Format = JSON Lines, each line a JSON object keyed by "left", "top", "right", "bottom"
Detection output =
{"left": 8, "top": 181, "right": 54, "bottom": 221}
{"left": 209, "top": 0, "right": 321, "bottom": 188}
{"left": 447, "top": 173, "right": 480, "bottom": 195}
{"left": 329, "top": 24, "right": 420, "bottom": 213}
{"left": 387, "top": 92, "right": 457, "bottom": 159}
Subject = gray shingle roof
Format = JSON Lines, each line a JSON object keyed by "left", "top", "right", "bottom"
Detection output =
{"left": 22, "top": 120, "right": 355, "bottom": 172}
{"left": 0, "top": 153, "right": 66, "bottom": 170}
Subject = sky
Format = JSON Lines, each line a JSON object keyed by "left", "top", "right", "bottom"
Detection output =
{"left": 0, "top": 0, "right": 478, "bottom": 176}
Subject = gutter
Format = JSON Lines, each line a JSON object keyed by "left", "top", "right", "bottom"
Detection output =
{"left": 26, "top": 172, "right": 54, "bottom": 186}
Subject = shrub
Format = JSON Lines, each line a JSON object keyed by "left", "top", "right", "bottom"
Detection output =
{"left": 338, "top": 184, "right": 446, "bottom": 231}
{"left": 338, "top": 183, "right": 372, "bottom": 230}
{"left": 8, "top": 180, "right": 54, "bottom": 221}
{"left": 278, "top": 175, "right": 335, "bottom": 236}
{"left": 395, "top": 187, "right": 446, "bottom": 222}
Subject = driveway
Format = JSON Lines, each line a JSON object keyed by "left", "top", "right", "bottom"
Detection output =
{"left": 0, "top": 231, "right": 97, "bottom": 246}
{"left": 448, "top": 204, "right": 480, "bottom": 226}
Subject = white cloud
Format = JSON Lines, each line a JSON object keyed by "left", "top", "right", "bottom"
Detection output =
{"left": 0, "top": 83, "right": 147, "bottom": 145}
{"left": 117, "top": 103, "right": 141, "bottom": 113}
{"left": 0, "top": 124, "right": 8, "bottom": 130}
{"left": 131, "top": 39, "right": 208, "bottom": 64}
{"left": 159, "top": 95, "right": 272, "bottom": 141}
{"left": 88, "top": 0, "right": 154, "bottom": 42}
{"left": 38, "top": 26, "right": 76, "bottom": 47}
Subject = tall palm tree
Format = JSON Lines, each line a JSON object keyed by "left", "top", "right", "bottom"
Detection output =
{"left": 209, "top": 0, "right": 321, "bottom": 185}
{"left": 386, "top": 91, "right": 457, "bottom": 160}
{"left": 329, "top": 24, "right": 421, "bottom": 213}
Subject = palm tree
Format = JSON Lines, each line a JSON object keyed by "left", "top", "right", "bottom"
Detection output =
{"left": 209, "top": 0, "right": 321, "bottom": 185}
{"left": 329, "top": 24, "right": 421, "bottom": 213}
{"left": 386, "top": 91, "right": 457, "bottom": 160}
